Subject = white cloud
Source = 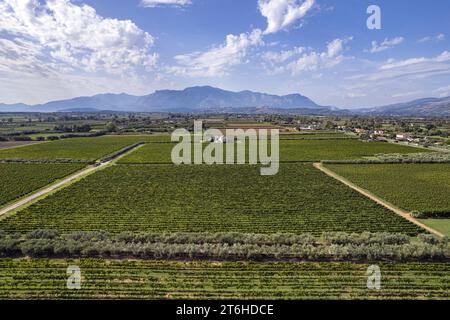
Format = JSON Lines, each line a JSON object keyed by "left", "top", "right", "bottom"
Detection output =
{"left": 167, "top": 0, "right": 317, "bottom": 78}
{"left": 418, "top": 33, "right": 445, "bottom": 43}
{"left": 0, "top": 0, "right": 158, "bottom": 77}
{"left": 347, "top": 51, "right": 450, "bottom": 83}
{"left": 169, "top": 29, "right": 263, "bottom": 77}
{"left": 262, "top": 47, "right": 304, "bottom": 63}
{"left": 140, "top": 0, "right": 192, "bottom": 8}
{"left": 346, "top": 92, "right": 366, "bottom": 98}
{"left": 369, "top": 37, "right": 404, "bottom": 53}
{"left": 437, "top": 33, "right": 446, "bottom": 41}
{"left": 272, "top": 37, "right": 352, "bottom": 75}
{"left": 258, "top": 0, "right": 315, "bottom": 34}
{"left": 433, "top": 85, "right": 450, "bottom": 97}
{"left": 391, "top": 91, "right": 422, "bottom": 98}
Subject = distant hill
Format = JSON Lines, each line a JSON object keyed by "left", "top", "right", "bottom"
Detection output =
{"left": 0, "top": 86, "right": 449, "bottom": 117}
{"left": 0, "top": 86, "right": 321, "bottom": 113}
{"left": 359, "top": 96, "right": 450, "bottom": 117}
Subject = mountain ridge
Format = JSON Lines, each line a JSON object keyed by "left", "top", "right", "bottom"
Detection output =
{"left": 0, "top": 86, "right": 449, "bottom": 117}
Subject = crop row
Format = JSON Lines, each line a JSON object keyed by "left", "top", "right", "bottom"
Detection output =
{"left": 0, "top": 163, "right": 424, "bottom": 235}
{"left": 0, "top": 259, "right": 448, "bottom": 299}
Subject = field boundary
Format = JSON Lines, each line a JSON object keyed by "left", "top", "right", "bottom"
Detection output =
{"left": 313, "top": 162, "right": 444, "bottom": 238}
{"left": 0, "top": 143, "right": 144, "bottom": 218}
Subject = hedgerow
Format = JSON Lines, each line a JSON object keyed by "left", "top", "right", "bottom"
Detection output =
{"left": 0, "top": 230, "right": 448, "bottom": 262}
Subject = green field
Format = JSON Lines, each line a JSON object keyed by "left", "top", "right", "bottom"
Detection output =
{"left": 419, "top": 219, "right": 450, "bottom": 237}
{"left": 118, "top": 139, "right": 427, "bottom": 164}
{"left": 0, "top": 136, "right": 160, "bottom": 161}
{"left": 0, "top": 163, "right": 422, "bottom": 235}
{"left": 0, "top": 163, "right": 85, "bottom": 207}
{"left": 279, "top": 140, "right": 426, "bottom": 161}
{"left": 324, "top": 163, "right": 450, "bottom": 214}
{"left": 0, "top": 259, "right": 448, "bottom": 300}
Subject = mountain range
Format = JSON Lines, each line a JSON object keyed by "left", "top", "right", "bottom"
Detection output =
{"left": 0, "top": 86, "right": 449, "bottom": 117}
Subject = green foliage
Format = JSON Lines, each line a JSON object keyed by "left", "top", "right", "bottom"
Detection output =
{"left": 1, "top": 230, "right": 447, "bottom": 262}
{"left": 0, "top": 259, "right": 449, "bottom": 299}
{"left": 0, "top": 164, "right": 423, "bottom": 235}
{"left": 0, "top": 163, "right": 85, "bottom": 206}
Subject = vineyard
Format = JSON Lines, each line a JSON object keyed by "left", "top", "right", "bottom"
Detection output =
{"left": 0, "top": 136, "right": 160, "bottom": 161}
{"left": 0, "top": 163, "right": 423, "bottom": 235}
{"left": 0, "top": 163, "right": 85, "bottom": 207}
{"left": 279, "top": 140, "right": 427, "bottom": 162}
{"left": 118, "top": 139, "right": 427, "bottom": 164}
{"left": 324, "top": 163, "right": 450, "bottom": 214}
{"left": 0, "top": 259, "right": 448, "bottom": 299}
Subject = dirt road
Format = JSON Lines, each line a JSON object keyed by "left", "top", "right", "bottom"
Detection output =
{"left": 313, "top": 162, "right": 444, "bottom": 238}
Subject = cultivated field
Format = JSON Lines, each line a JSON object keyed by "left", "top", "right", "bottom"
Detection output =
{"left": 0, "top": 141, "right": 42, "bottom": 150}
{"left": 324, "top": 163, "right": 450, "bottom": 236}
{"left": 324, "top": 163, "right": 450, "bottom": 213}
{"left": 0, "top": 136, "right": 160, "bottom": 161}
{"left": 0, "top": 163, "right": 85, "bottom": 207}
{"left": 0, "top": 259, "right": 448, "bottom": 300}
{"left": 279, "top": 140, "right": 427, "bottom": 162}
{"left": 118, "top": 139, "right": 426, "bottom": 164}
{"left": 0, "top": 129, "right": 447, "bottom": 301}
{"left": 0, "top": 163, "right": 423, "bottom": 235}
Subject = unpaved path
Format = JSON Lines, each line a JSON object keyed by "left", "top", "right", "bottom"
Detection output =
{"left": 0, "top": 144, "right": 143, "bottom": 218}
{"left": 313, "top": 162, "right": 444, "bottom": 238}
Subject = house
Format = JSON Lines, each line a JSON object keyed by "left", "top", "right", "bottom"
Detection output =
{"left": 299, "top": 125, "right": 317, "bottom": 131}
{"left": 396, "top": 133, "right": 411, "bottom": 141}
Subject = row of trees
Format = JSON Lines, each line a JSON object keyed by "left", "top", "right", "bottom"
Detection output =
{"left": 1, "top": 230, "right": 447, "bottom": 262}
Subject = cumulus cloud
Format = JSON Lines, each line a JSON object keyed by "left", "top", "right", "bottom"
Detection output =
{"left": 0, "top": 0, "right": 158, "bottom": 77}
{"left": 167, "top": 0, "right": 317, "bottom": 78}
{"left": 258, "top": 0, "right": 315, "bottom": 34}
{"left": 140, "top": 0, "right": 192, "bottom": 8}
{"left": 369, "top": 37, "right": 404, "bottom": 53}
{"left": 265, "top": 37, "right": 352, "bottom": 75}
{"left": 169, "top": 29, "right": 263, "bottom": 77}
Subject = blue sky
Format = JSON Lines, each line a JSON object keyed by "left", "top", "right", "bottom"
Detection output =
{"left": 0, "top": 0, "right": 449, "bottom": 108}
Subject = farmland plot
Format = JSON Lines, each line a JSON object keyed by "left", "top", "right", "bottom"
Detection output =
{"left": 279, "top": 140, "right": 427, "bottom": 162}
{"left": 324, "top": 163, "right": 450, "bottom": 236}
{"left": 0, "top": 163, "right": 85, "bottom": 207}
{"left": 119, "top": 139, "right": 427, "bottom": 164}
{"left": 0, "top": 136, "right": 159, "bottom": 161}
{"left": 324, "top": 164, "right": 450, "bottom": 214}
{"left": 0, "top": 163, "right": 423, "bottom": 235}
{"left": 0, "top": 259, "right": 448, "bottom": 300}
